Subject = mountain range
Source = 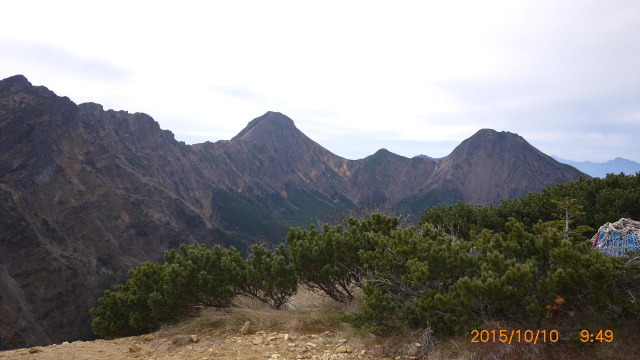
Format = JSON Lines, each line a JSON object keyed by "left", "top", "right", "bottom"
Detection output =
{"left": 552, "top": 155, "right": 640, "bottom": 178}
{"left": 0, "top": 75, "right": 586, "bottom": 349}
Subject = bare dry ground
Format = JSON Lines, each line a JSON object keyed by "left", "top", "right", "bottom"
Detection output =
{"left": 0, "top": 290, "right": 398, "bottom": 360}
{"left": 2, "top": 289, "right": 638, "bottom": 360}
{"left": 0, "top": 331, "right": 395, "bottom": 360}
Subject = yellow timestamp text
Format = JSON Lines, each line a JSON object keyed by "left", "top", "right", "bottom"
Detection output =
{"left": 580, "top": 330, "right": 614, "bottom": 343}
{"left": 470, "top": 329, "right": 559, "bottom": 344}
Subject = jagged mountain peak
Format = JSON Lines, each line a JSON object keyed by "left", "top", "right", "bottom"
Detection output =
{"left": 372, "top": 148, "right": 394, "bottom": 156}
{"left": 446, "top": 128, "right": 529, "bottom": 160}
{"left": 0, "top": 74, "right": 589, "bottom": 349}
{"left": 225, "top": 111, "right": 343, "bottom": 170}
{"left": 431, "top": 128, "right": 585, "bottom": 204}
{"left": 0, "top": 74, "right": 64, "bottom": 103}
{"left": 367, "top": 148, "right": 409, "bottom": 161}
{"left": 0, "top": 74, "right": 32, "bottom": 92}
{"left": 232, "top": 111, "right": 298, "bottom": 141}
{"left": 476, "top": 128, "right": 498, "bottom": 134}
{"left": 468, "top": 128, "right": 522, "bottom": 142}
{"left": 0, "top": 74, "right": 30, "bottom": 86}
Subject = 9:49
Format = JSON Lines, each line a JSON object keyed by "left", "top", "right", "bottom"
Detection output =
{"left": 580, "top": 330, "right": 614, "bottom": 342}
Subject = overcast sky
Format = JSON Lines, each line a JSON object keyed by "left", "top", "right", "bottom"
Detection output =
{"left": 2, "top": 1, "right": 639, "bottom": 162}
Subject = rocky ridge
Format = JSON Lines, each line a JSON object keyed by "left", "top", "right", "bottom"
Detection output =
{"left": 0, "top": 75, "right": 586, "bottom": 349}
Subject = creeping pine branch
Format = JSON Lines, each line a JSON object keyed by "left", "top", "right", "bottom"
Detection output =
{"left": 361, "top": 274, "right": 427, "bottom": 299}
{"left": 625, "top": 289, "right": 637, "bottom": 302}
{"left": 625, "top": 256, "right": 640, "bottom": 266}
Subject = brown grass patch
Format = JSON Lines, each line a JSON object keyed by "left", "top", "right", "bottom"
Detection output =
{"left": 156, "top": 289, "right": 640, "bottom": 360}
{"left": 159, "top": 287, "right": 363, "bottom": 337}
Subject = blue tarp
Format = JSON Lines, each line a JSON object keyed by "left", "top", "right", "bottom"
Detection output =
{"left": 592, "top": 218, "right": 640, "bottom": 257}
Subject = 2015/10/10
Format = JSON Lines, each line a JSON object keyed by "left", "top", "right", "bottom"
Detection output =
{"left": 470, "top": 329, "right": 559, "bottom": 344}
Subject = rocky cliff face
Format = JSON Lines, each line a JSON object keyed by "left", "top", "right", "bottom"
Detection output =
{"left": 0, "top": 75, "right": 586, "bottom": 349}
{"left": 0, "top": 75, "right": 238, "bottom": 349}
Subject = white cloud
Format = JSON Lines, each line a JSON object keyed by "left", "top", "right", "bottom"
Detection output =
{"left": 1, "top": 0, "right": 639, "bottom": 162}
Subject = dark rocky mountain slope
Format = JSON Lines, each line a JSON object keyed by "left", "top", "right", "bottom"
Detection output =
{"left": 425, "top": 129, "right": 585, "bottom": 205}
{"left": 0, "top": 75, "right": 585, "bottom": 349}
{"left": 0, "top": 75, "right": 241, "bottom": 349}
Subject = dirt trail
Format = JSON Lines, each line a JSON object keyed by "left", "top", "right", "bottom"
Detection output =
{"left": 0, "top": 330, "right": 405, "bottom": 360}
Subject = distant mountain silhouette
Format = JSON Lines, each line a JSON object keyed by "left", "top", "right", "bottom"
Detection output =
{"left": 552, "top": 155, "right": 640, "bottom": 178}
{"left": 415, "top": 154, "right": 443, "bottom": 162}
{"left": 0, "top": 75, "right": 586, "bottom": 349}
